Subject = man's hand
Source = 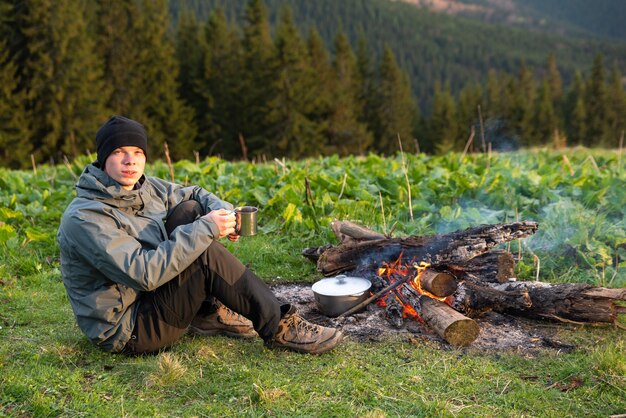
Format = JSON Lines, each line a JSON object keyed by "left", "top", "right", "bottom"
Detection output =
{"left": 203, "top": 209, "right": 239, "bottom": 240}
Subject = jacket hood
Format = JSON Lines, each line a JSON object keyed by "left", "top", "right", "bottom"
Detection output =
{"left": 76, "top": 163, "right": 146, "bottom": 209}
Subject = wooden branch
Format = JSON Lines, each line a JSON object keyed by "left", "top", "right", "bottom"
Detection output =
{"left": 398, "top": 134, "right": 414, "bottom": 221}
{"left": 31, "top": 154, "right": 37, "bottom": 175}
{"left": 337, "top": 272, "right": 415, "bottom": 318}
{"left": 478, "top": 104, "right": 486, "bottom": 152}
{"left": 163, "top": 142, "right": 175, "bottom": 182}
{"left": 460, "top": 125, "right": 475, "bottom": 162}
{"left": 331, "top": 220, "right": 386, "bottom": 244}
{"left": 238, "top": 133, "right": 248, "bottom": 161}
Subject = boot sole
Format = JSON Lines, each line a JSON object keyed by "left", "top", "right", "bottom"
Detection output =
{"left": 266, "top": 330, "right": 344, "bottom": 354}
{"left": 188, "top": 326, "right": 258, "bottom": 339}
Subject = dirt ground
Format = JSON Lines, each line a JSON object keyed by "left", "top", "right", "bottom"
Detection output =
{"left": 271, "top": 283, "right": 577, "bottom": 354}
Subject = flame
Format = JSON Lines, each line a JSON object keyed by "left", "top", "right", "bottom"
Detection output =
{"left": 411, "top": 266, "right": 448, "bottom": 302}
{"left": 375, "top": 257, "right": 453, "bottom": 321}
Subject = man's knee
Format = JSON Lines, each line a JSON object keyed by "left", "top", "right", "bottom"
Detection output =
{"left": 166, "top": 200, "right": 203, "bottom": 235}
{"left": 204, "top": 241, "right": 247, "bottom": 286}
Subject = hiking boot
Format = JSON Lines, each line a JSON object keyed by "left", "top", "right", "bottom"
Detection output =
{"left": 189, "top": 303, "right": 257, "bottom": 339}
{"left": 265, "top": 305, "right": 343, "bottom": 354}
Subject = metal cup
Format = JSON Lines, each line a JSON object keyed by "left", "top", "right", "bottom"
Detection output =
{"left": 234, "top": 206, "right": 258, "bottom": 236}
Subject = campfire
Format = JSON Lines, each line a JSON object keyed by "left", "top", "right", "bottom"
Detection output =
{"left": 366, "top": 258, "right": 481, "bottom": 346}
{"left": 375, "top": 259, "right": 440, "bottom": 321}
{"left": 296, "top": 220, "right": 626, "bottom": 348}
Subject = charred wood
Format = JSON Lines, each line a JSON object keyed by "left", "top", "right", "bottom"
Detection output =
{"left": 493, "top": 282, "right": 626, "bottom": 323}
{"left": 317, "top": 222, "right": 538, "bottom": 276}
{"left": 397, "top": 285, "right": 424, "bottom": 317}
{"left": 301, "top": 244, "right": 333, "bottom": 263}
{"left": 452, "top": 277, "right": 532, "bottom": 318}
{"left": 447, "top": 250, "right": 516, "bottom": 283}
{"left": 382, "top": 293, "right": 405, "bottom": 328}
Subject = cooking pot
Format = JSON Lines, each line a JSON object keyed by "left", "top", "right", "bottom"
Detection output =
{"left": 311, "top": 275, "right": 372, "bottom": 317}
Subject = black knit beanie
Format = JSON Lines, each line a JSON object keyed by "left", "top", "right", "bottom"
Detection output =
{"left": 96, "top": 115, "right": 148, "bottom": 166}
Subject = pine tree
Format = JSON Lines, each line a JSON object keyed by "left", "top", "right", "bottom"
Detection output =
{"left": 372, "top": 45, "right": 417, "bottom": 154}
{"left": 456, "top": 82, "right": 483, "bottom": 151}
{"left": 175, "top": 9, "right": 204, "bottom": 121}
{"left": 584, "top": 54, "right": 610, "bottom": 147}
{"left": 265, "top": 6, "right": 322, "bottom": 158}
{"left": 95, "top": 0, "right": 142, "bottom": 116}
{"left": 606, "top": 63, "right": 626, "bottom": 147}
{"left": 354, "top": 33, "right": 377, "bottom": 149}
{"left": 429, "top": 81, "right": 458, "bottom": 154}
{"left": 196, "top": 8, "right": 244, "bottom": 158}
{"left": 132, "top": 0, "right": 196, "bottom": 160}
{"left": 546, "top": 53, "right": 563, "bottom": 119}
{"left": 0, "top": 39, "right": 31, "bottom": 168}
{"left": 305, "top": 27, "right": 333, "bottom": 145}
{"left": 532, "top": 79, "right": 558, "bottom": 146}
{"left": 485, "top": 69, "right": 515, "bottom": 128}
{"left": 13, "top": 0, "right": 107, "bottom": 163}
{"left": 511, "top": 62, "right": 535, "bottom": 146}
{"left": 240, "top": 0, "right": 277, "bottom": 156}
{"left": 564, "top": 71, "right": 587, "bottom": 146}
{"left": 326, "top": 32, "right": 372, "bottom": 156}
{"left": 485, "top": 69, "right": 501, "bottom": 120}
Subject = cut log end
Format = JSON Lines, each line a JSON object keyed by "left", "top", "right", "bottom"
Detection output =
{"left": 420, "top": 297, "right": 480, "bottom": 346}
{"left": 420, "top": 270, "right": 458, "bottom": 297}
{"left": 444, "top": 319, "right": 481, "bottom": 347}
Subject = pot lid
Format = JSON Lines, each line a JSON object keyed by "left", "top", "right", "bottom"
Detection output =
{"left": 312, "top": 275, "right": 371, "bottom": 296}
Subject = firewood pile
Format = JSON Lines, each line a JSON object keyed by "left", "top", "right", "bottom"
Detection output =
{"left": 302, "top": 221, "right": 626, "bottom": 347}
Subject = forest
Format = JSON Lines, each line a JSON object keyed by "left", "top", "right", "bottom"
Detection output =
{"left": 1, "top": 0, "right": 625, "bottom": 168}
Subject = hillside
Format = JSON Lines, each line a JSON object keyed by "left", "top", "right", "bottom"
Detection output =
{"left": 397, "top": 0, "right": 626, "bottom": 40}
{"left": 169, "top": 0, "right": 626, "bottom": 110}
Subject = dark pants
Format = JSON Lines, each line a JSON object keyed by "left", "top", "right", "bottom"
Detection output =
{"left": 123, "top": 200, "right": 282, "bottom": 355}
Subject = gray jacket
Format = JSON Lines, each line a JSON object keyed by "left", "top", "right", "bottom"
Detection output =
{"left": 57, "top": 163, "right": 232, "bottom": 352}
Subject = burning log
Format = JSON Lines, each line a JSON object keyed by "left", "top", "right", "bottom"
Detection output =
{"left": 316, "top": 221, "right": 538, "bottom": 276}
{"left": 381, "top": 292, "right": 405, "bottom": 328}
{"left": 337, "top": 270, "right": 416, "bottom": 318}
{"left": 377, "top": 284, "right": 480, "bottom": 346}
{"left": 369, "top": 264, "right": 480, "bottom": 346}
{"left": 397, "top": 282, "right": 479, "bottom": 346}
{"left": 419, "top": 270, "right": 458, "bottom": 297}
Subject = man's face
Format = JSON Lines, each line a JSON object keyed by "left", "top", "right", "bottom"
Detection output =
{"left": 103, "top": 146, "right": 146, "bottom": 190}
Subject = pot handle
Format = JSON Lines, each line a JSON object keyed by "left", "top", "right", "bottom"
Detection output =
{"left": 335, "top": 274, "right": 347, "bottom": 284}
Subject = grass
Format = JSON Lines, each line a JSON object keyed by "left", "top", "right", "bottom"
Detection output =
{"left": 1, "top": 149, "right": 626, "bottom": 416}
{"left": 1, "top": 237, "right": 625, "bottom": 417}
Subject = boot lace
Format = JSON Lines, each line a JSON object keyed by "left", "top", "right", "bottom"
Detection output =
{"left": 283, "top": 313, "right": 321, "bottom": 338}
{"left": 218, "top": 305, "right": 247, "bottom": 324}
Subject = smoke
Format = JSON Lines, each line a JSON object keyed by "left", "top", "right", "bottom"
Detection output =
{"left": 431, "top": 201, "right": 509, "bottom": 235}
{"left": 481, "top": 118, "right": 520, "bottom": 152}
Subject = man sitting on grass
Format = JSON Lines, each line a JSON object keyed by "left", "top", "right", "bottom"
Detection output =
{"left": 57, "top": 115, "right": 343, "bottom": 355}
